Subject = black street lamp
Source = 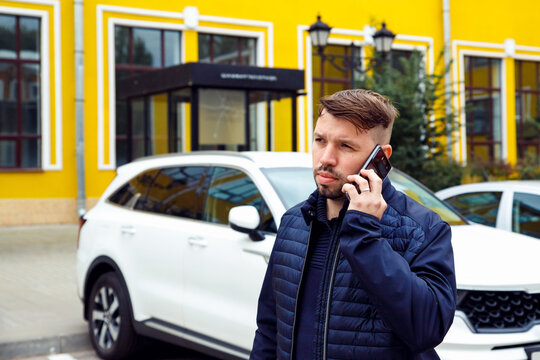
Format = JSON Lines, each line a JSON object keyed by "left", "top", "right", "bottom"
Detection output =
{"left": 372, "top": 22, "right": 395, "bottom": 57}
{"left": 308, "top": 15, "right": 332, "bottom": 54}
{"left": 307, "top": 16, "right": 396, "bottom": 73}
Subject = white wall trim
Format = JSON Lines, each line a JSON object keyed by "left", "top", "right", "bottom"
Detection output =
{"left": 97, "top": 5, "right": 183, "bottom": 20}
{"left": 296, "top": 25, "right": 308, "bottom": 153}
{"left": 0, "top": 3, "right": 62, "bottom": 170}
{"left": 516, "top": 45, "right": 540, "bottom": 53}
{"left": 453, "top": 40, "right": 505, "bottom": 50}
{"left": 456, "top": 47, "right": 507, "bottom": 164}
{"left": 305, "top": 34, "right": 313, "bottom": 153}
{"left": 110, "top": 18, "right": 184, "bottom": 30}
{"left": 514, "top": 54, "right": 540, "bottom": 62}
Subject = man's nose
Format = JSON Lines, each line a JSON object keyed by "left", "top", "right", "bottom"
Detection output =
{"left": 319, "top": 144, "right": 337, "bottom": 166}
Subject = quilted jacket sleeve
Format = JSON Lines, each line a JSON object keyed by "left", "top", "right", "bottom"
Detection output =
{"left": 339, "top": 210, "right": 457, "bottom": 353}
{"left": 250, "top": 252, "right": 277, "bottom": 360}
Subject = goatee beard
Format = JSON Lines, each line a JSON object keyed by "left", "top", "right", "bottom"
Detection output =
{"left": 313, "top": 165, "right": 347, "bottom": 200}
{"left": 317, "top": 184, "right": 346, "bottom": 200}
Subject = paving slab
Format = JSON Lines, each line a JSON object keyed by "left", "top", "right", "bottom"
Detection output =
{"left": 0, "top": 225, "right": 91, "bottom": 359}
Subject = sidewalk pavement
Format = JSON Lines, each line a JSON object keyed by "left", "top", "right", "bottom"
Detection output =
{"left": 0, "top": 224, "right": 92, "bottom": 360}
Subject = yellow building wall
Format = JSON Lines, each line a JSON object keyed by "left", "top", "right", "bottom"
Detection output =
{"left": 0, "top": 0, "right": 79, "bottom": 224}
{"left": 1, "top": 0, "right": 539, "bottom": 225}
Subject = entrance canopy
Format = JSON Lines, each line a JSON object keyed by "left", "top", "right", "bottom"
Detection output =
{"left": 117, "top": 62, "right": 305, "bottom": 97}
{"left": 117, "top": 63, "right": 305, "bottom": 153}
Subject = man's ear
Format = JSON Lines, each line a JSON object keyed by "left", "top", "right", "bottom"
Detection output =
{"left": 382, "top": 144, "right": 392, "bottom": 159}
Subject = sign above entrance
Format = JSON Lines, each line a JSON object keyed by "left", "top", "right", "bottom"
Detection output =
{"left": 220, "top": 72, "right": 277, "bottom": 82}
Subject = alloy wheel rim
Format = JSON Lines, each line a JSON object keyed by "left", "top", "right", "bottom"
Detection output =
{"left": 92, "top": 286, "right": 121, "bottom": 349}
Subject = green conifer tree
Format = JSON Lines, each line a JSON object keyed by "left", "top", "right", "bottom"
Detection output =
{"left": 357, "top": 51, "right": 462, "bottom": 191}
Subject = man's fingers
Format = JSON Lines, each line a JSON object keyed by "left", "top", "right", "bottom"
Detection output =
{"left": 342, "top": 183, "right": 358, "bottom": 200}
{"left": 347, "top": 174, "right": 370, "bottom": 192}
{"left": 359, "top": 169, "right": 382, "bottom": 194}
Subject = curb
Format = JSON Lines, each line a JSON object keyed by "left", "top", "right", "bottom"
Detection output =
{"left": 0, "top": 333, "right": 91, "bottom": 360}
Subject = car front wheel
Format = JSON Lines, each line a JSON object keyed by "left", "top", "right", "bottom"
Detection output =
{"left": 88, "top": 272, "right": 138, "bottom": 359}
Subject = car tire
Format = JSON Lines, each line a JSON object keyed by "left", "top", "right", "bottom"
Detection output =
{"left": 88, "top": 272, "right": 138, "bottom": 360}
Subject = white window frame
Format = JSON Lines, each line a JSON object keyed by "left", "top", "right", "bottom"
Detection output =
{"left": 0, "top": 2, "right": 62, "bottom": 170}
{"left": 97, "top": 5, "right": 273, "bottom": 168}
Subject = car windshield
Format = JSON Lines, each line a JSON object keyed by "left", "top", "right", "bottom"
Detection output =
{"left": 261, "top": 167, "right": 317, "bottom": 209}
{"left": 262, "top": 167, "right": 466, "bottom": 225}
{"left": 388, "top": 170, "right": 466, "bottom": 225}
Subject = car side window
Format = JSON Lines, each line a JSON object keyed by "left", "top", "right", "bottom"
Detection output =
{"left": 108, "top": 169, "right": 159, "bottom": 208}
{"left": 445, "top": 191, "right": 502, "bottom": 227}
{"left": 204, "top": 166, "right": 277, "bottom": 233}
{"left": 138, "top": 166, "right": 209, "bottom": 220}
{"left": 512, "top": 192, "right": 540, "bottom": 239}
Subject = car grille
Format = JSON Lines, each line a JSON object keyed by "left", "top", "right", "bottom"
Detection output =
{"left": 457, "top": 290, "right": 540, "bottom": 333}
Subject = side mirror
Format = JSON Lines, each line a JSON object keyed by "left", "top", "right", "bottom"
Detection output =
{"left": 229, "top": 205, "right": 264, "bottom": 241}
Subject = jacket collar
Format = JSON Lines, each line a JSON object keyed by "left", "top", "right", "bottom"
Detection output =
{"left": 300, "top": 190, "right": 319, "bottom": 225}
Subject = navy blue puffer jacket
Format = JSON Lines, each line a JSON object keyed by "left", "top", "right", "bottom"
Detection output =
{"left": 251, "top": 179, "right": 456, "bottom": 360}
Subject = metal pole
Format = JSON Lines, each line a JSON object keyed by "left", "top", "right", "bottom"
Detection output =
{"left": 443, "top": 0, "right": 453, "bottom": 158}
{"left": 74, "top": 0, "right": 86, "bottom": 216}
{"left": 292, "top": 93, "right": 297, "bottom": 152}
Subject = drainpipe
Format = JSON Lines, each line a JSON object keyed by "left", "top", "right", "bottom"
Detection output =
{"left": 443, "top": 0, "right": 453, "bottom": 158}
{"left": 74, "top": 0, "right": 86, "bottom": 216}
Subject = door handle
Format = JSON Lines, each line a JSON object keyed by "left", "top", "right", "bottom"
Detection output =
{"left": 243, "top": 248, "right": 270, "bottom": 264}
{"left": 188, "top": 236, "right": 208, "bottom": 247}
{"left": 120, "top": 225, "right": 136, "bottom": 235}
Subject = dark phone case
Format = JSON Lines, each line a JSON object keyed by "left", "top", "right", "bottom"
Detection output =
{"left": 346, "top": 145, "right": 392, "bottom": 200}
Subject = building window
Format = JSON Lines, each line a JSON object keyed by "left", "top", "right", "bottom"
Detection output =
{"left": 390, "top": 49, "right": 413, "bottom": 73}
{"left": 515, "top": 60, "right": 540, "bottom": 159}
{"left": 0, "top": 14, "right": 41, "bottom": 168}
{"left": 115, "top": 25, "right": 182, "bottom": 166}
{"left": 464, "top": 56, "right": 502, "bottom": 162}
{"left": 198, "top": 34, "right": 257, "bottom": 66}
{"left": 311, "top": 46, "right": 413, "bottom": 124}
{"left": 311, "top": 44, "right": 363, "bottom": 124}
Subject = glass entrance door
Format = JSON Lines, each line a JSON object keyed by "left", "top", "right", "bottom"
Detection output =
{"left": 198, "top": 88, "right": 248, "bottom": 151}
{"left": 195, "top": 88, "right": 296, "bottom": 152}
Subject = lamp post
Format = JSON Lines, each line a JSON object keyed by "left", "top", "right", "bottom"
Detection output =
{"left": 308, "top": 15, "right": 332, "bottom": 55}
{"left": 307, "top": 16, "right": 396, "bottom": 73}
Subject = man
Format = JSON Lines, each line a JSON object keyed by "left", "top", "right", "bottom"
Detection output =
{"left": 250, "top": 89, "right": 456, "bottom": 359}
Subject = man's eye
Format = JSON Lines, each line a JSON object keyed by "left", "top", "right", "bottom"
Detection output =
{"left": 342, "top": 144, "right": 352, "bottom": 149}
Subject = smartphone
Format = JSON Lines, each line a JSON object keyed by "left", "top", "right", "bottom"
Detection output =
{"left": 360, "top": 144, "right": 392, "bottom": 181}
{"left": 346, "top": 145, "right": 392, "bottom": 199}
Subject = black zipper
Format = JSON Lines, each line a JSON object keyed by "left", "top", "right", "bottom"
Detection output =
{"left": 289, "top": 216, "right": 314, "bottom": 360}
{"left": 322, "top": 246, "right": 340, "bottom": 360}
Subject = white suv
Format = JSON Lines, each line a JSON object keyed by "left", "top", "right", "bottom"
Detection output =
{"left": 77, "top": 151, "right": 540, "bottom": 360}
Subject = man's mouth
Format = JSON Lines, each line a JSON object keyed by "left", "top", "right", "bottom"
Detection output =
{"left": 316, "top": 171, "right": 338, "bottom": 185}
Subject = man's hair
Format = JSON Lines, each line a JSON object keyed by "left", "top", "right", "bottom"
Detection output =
{"left": 318, "top": 89, "right": 398, "bottom": 137}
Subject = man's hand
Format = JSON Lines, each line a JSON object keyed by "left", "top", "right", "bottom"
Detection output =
{"left": 342, "top": 169, "right": 387, "bottom": 220}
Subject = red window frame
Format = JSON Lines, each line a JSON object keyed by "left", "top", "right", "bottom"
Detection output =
{"left": 0, "top": 15, "right": 41, "bottom": 169}
{"left": 114, "top": 26, "right": 181, "bottom": 165}
{"left": 465, "top": 56, "right": 502, "bottom": 162}
{"left": 515, "top": 60, "right": 540, "bottom": 159}
{"left": 199, "top": 34, "right": 256, "bottom": 65}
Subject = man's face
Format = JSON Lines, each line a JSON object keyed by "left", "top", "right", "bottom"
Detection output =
{"left": 312, "top": 110, "right": 379, "bottom": 200}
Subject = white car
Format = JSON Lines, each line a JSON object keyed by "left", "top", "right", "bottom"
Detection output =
{"left": 436, "top": 181, "right": 540, "bottom": 239}
{"left": 77, "top": 152, "right": 540, "bottom": 360}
